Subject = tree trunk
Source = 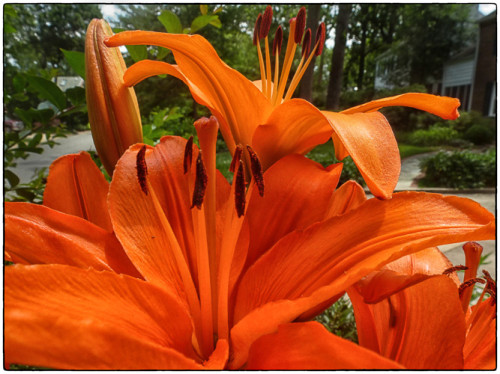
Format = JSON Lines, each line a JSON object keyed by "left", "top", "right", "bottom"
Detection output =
{"left": 326, "top": 4, "right": 351, "bottom": 110}
{"left": 298, "top": 4, "right": 321, "bottom": 102}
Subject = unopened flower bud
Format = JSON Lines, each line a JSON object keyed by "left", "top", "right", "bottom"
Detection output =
{"left": 85, "top": 19, "right": 143, "bottom": 175}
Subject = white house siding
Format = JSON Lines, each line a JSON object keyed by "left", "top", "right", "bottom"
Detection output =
{"left": 442, "top": 58, "right": 474, "bottom": 87}
{"left": 442, "top": 58, "right": 475, "bottom": 111}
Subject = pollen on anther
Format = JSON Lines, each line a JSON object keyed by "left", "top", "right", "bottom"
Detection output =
{"left": 246, "top": 145, "right": 264, "bottom": 197}
{"left": 183, "top": 136, "right": 194, "bottom": 174}
{"left": 253, "top": 13, "right": 262, "bottom": 45}
{"left": 301, "top": 28, "right": 312, "bottom": 57}
{"left": 294, "top": 7, "right": 307, "bottom": 43}
{"left": 229, "top": 145, "right": 243, "bottom": 173}
{"left": 273, "top": 26, "right": 283, "bottom": 56}
{"left": 235, "top": 161, "right": 246, "bottom": 218}
{"left": 314, "top": 22, "right": 326, "bottom": 56}
{"left": 136, "top": 145, "right": 149, "bottom": 195}
{"left": 191, "top": 152, "right": 208, "bottom": 209}
{"left": 259, "top": 5, "right": 273, "bottom": 39}
{"left": 442, "top": 265, "right": 468, "bottom": 275}
{"left": 458, "top": 278, "right": 486, "bottom": 297}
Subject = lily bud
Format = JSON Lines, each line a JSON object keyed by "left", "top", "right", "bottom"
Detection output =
{"left": 85, "top": 19, "right": 143, "bottom": 175}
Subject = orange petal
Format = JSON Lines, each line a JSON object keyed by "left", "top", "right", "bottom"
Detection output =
{"left": 123, "top": 60, "right": 213, "bottom": 113}
{"left": 43, "top": 151, "right": 112, "bottom": 231}
{"left": 108, "top": 137, "right": 198, "bottom": 298}
{"left": 5, "top": 264, "right": 201, "bottom": 369}
{"left": 252, "top": 99, "right": 333, "bottom": 170}
{"left": 356, "top": 247, "right": 459, "bottom": 304}
{"left": 245, "top": 322, "right": 403, "bottom": 369}
{"left": 341, "top": 92, "right": 460, "bottom": 120}
{"left": 229, "top": 192, "right": 494, "bottom": 367}
{"left": 464, "top": 299, "right": 496, "bottom": 369}
{"left": 350, "top": 275, "right": 466, "bottom": 369}
{"left": 106, "top": 31, "right": 273, "bottom": 153}
{"left": 5, "top": 202, "right": 140, "bottom": 277}
{"left": 203, "top": 339, "right": 229, "bottom": 369}
{"left": 243, "top": 154, "right": 342, "bottom": 269}
{"left": 324, "top": 180, "right": 367, "bottom": 218}
{"left": 322, "top": 110, "right": 400, "bottom": 199}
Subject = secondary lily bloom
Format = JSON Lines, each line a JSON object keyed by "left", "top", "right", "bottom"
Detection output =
{"left": 348, "top": 243, "right": 496, "bottom": 369}
{"left": 5, "top": 117, "right": 495, "bottom": 369}
{"left": 104, "top": 6, "right": 460, "bottom": 199}
{"left": 86, "top": 19, "right": 143, "bottom": 175}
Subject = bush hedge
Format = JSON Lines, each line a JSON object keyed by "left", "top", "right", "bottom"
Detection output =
{"left": 419, "top": 149, "right": 496, "bottom": 189}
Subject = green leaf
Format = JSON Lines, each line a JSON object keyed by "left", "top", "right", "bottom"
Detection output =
{"left": 4, "top": 169, "right": 20, "bottom": 189}
{"left": 5, "top": 24, "right": 16, "bottom": 34}
{"left": 126, "top": 45, "right": 148, "bottom": 62}
{"left": 61, "top": 49, "right": 86, "bottom": 79}
{"left": 209, "top": 17, "right": 222, "bottom": 28}
{"left": 156, "top": 47, "right": 170, "bottom": 60}
{"left": 13, "top": 74, "right": 27, "bottom": 92}
{"left": 191, "top": 15, "right": 220, "bottom": 33}
{"left": 26, "top": 76, "right": 66, "bottom": 111}
{"left": 28, "top": 133, "right": 43, "bottom": 148}
{"left": 65, "top": 86, "right": 86, "bottom": 106}
{"left": 200, "top": 4, "right": 208, "bottom": 15}
{"left": 158, "top": 10, "right": 183, "bottom": 34}
{"left": 213, "top": 6, "right": 223, "bottom": 14}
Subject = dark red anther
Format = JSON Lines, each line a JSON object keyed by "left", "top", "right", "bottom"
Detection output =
{"left": 246, "top": 145, "right": 264, "bottom": 197}
{"left": 442, "top": 265, "right": 468, "bottom": 275}
{"left": 272, "top": 25, "right": 283, "bottom": 56}
{"left": 253, "top": 13, "right": 262, "bottom": 45}
{"left": 301, "top": 28, "right": 312, "bottom": 57}
{"left": 183, "top": 136, "right": 194, "bottom": 174}
{"left": 314, "top": 22, "right": 326, "bottom": 56}
{"left": 458, "top": 278, "right": 486, "bottom": 297}
{"left": 136, "top": 145, "right": 149, "bottom": 195}
{"left": 294, "top": 7, "right": 306, "bottom": 43}
{"left": 234, "top": 161, "right": 246, "bottom": 218}
{"left": 259, "top": 5, "right": 273, "bottom": 39}
{"left": 191, "top": 152, "right": 208, "bottom": 209}
{"left": 229, "top": 145, "right": 243, "bottom": 173}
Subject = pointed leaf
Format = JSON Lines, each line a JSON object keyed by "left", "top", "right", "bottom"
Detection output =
{"left": 26, "top": 75, "right": 66, "bottom": 111}
{"left": 158, "top": 10, "right": 183, "bottom": 34}
{"left": 61, "top": 49, "right": 86, "bottom": 79}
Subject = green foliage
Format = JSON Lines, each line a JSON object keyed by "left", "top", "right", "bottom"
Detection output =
{"left": 464, "top": 124, "right": 496, "bottom": 145}
{"left": 419, "top": 149, "right": 496, "bottom": 189}
{"left": 407, "top": 124, "right": 461, "bottom": 146}
{"left": 5, "top": 167, "right": 48, "bottom": 204}
{"left": 60, "top": 49, "right": 86, "bottom": 79}
{"left": 398, "top": 144, "right": 434, "bottom": 159}
{"left": 142, "top": 106, "right": 201, "bottom": 145}
{"left": 315, "top": 296, "right": 358, "bottom": 343}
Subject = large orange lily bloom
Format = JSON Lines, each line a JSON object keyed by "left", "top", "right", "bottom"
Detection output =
{"left": 348, "top": 243, "right": 496, "bottom": 369}
{"left": 5, "top": 116, "right": 495, "bottom": 369}
{"left": 104, "top": 6, "right": 460, "bottom": 199}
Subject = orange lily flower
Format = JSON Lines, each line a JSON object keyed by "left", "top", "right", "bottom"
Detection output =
{"left": 104, "top": 6, "right": 460, "bottom": 199}
{"left": 5, "top": 116, "right": 495, "bottom": 369}
{"left": 85, "top": 19, "right": 143, "bottom": 175}
{"left": 348, "top": 243, "right": 496, "bottom": 369}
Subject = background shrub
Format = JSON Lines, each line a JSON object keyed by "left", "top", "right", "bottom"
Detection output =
{"left": 419, "top": 149, "right": 496, "bottom": 189}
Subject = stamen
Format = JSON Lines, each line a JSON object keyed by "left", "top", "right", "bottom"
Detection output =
{"left": 294, "top": 7, "right": 306, "bottom": 43}
{"left": 442, "top": 265, "right": 468, "bottom": 275}
{"left": 246, "top": 145, "right": 264, "bottom": 196}
{"left": 183, "top": 136, "right": 194, "bottom": 174}
{"left": 301, "top": 28, "right": 312, "bottom": 57}
{"left": 259, "top": 5, "right": 273, "bottom": 39}
{"left": 314, "top": 22, "right": 326, "bottom": 56}
{"left": 459, "top": 278, "right": 486, "bottom": 297}
{"left": 234, "top": 161, "right": 246, "bottom": 217}
{"left": 136, "top": 145, "right": 148, "bottom": 195}
{"left": 229, "top": 145, "right": 243, "bottom": 173}
{"left": 253, "top": 13, "right": 262, "bottom": 46}
{"left": 191, "top": 152, "right": 208, "bottom": 209}
{"left": 272, "top": 25, "right": 283, "bottom": 55}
